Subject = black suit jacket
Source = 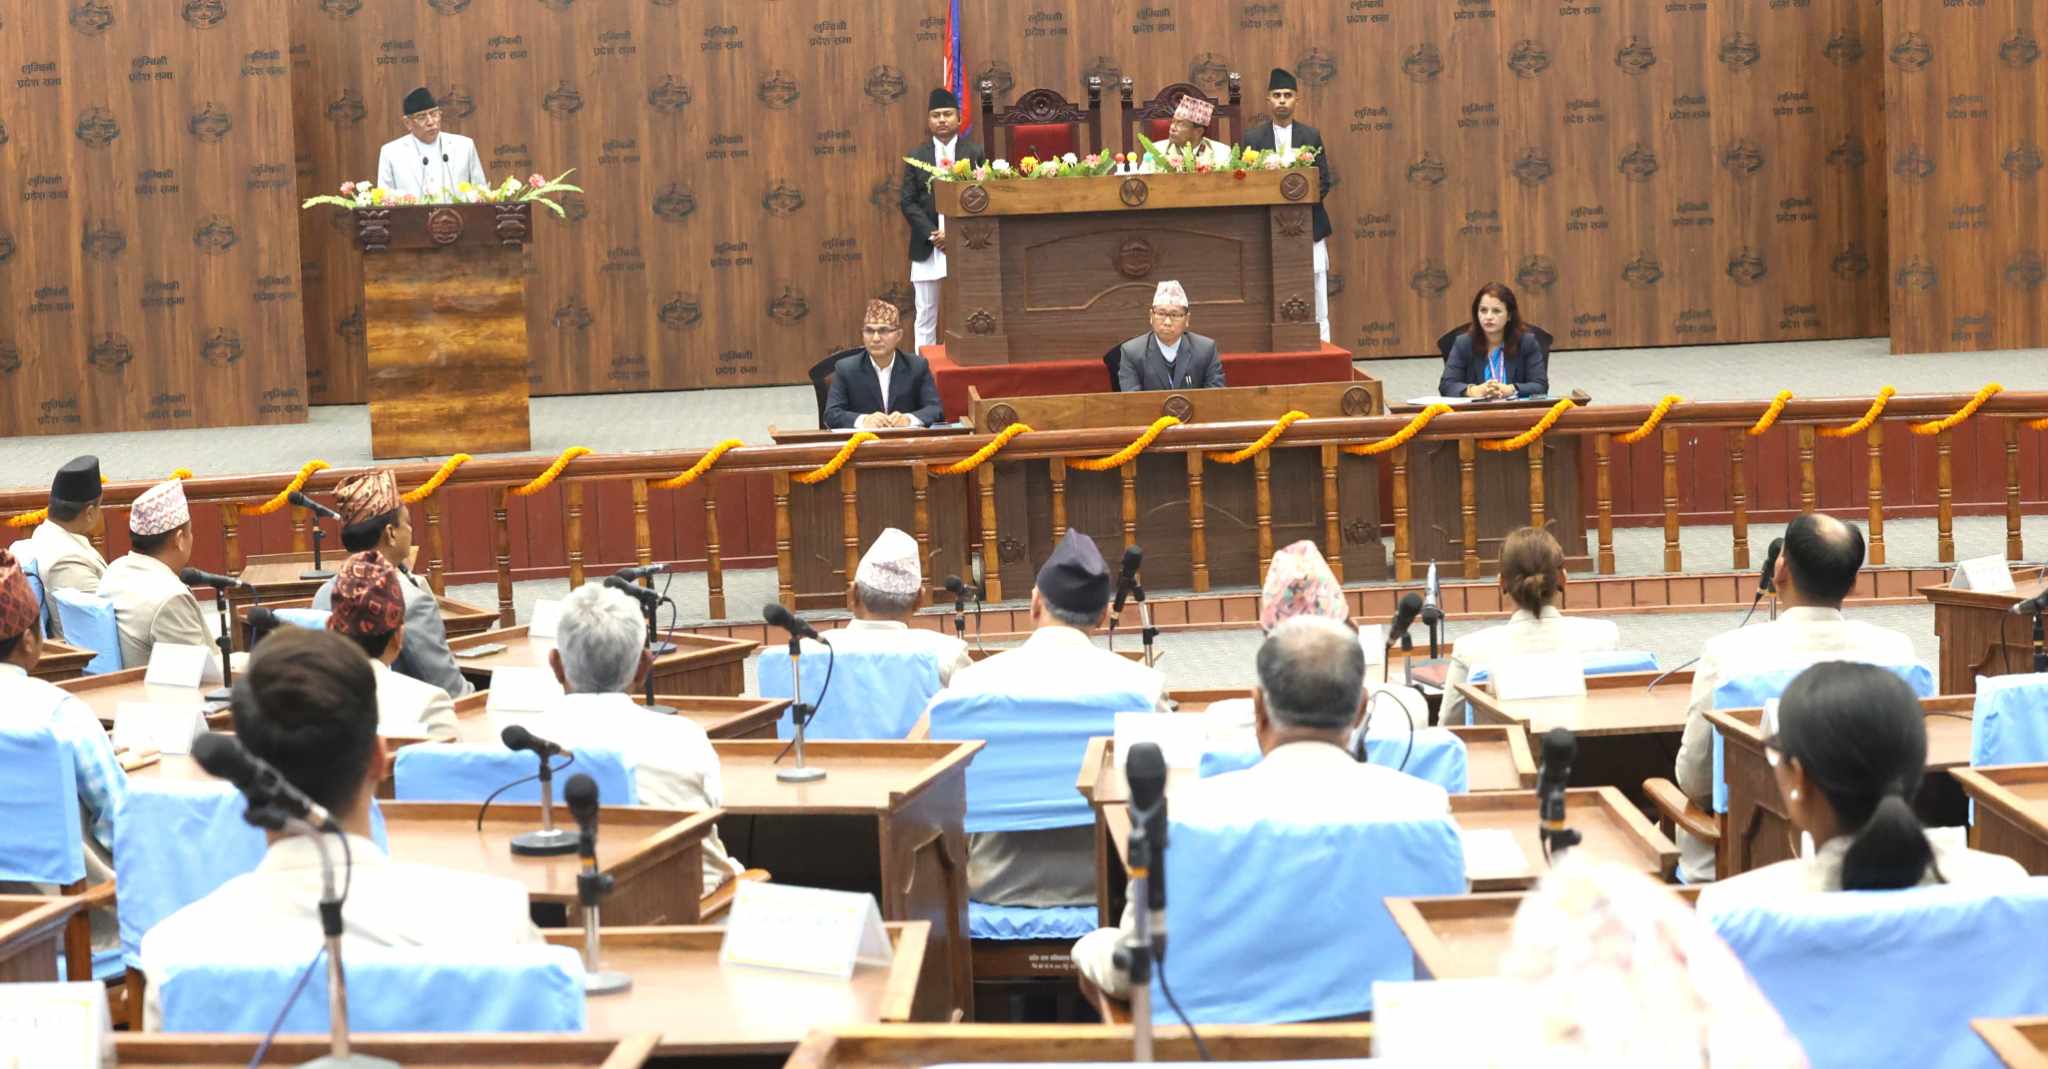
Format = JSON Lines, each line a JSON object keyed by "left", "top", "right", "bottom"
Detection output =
{"left": 1242, "top": 121, "right": 1333, "bottom": 243}
{"left": 900, "top": 137, "right": 990, "bottom": 263}
{"left": 824, "top": 350, "right": 945, "bottom": 429}
{"left": 1438, "top": 331, "right": 1549, "bottom": 398}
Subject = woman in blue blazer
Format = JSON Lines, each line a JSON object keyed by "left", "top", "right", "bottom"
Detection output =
{"left": 1438, "top": 282, "right": 1548, "bottom": 399}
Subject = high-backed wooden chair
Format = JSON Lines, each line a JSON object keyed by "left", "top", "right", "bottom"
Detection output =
{"left": 1119, "top": 76, "right": 1243, "bottom": 153}
{"left": 980, "top": 78, "right": 1106, "bottom": 161}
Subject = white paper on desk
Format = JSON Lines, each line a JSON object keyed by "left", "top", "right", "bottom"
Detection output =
{"left": 1374, "top": 978, "right": 1525, "bottom": 1062}
{"left": 527, "top": 599, "right": 564, "bottom": 639}
{"left": 1113, "top": 712, "right": 1210, "bottom": 769}
{"left": 720, "top": 882, "right": 892, "bottom": 978}
{"left": 1489, "top": 654, "right": 1585, "bottom": 702}
{"left": 1952, "top": 553, "right": 2017, "bottom": 594}
{"left": 1356, "top": 624, "right": 1386, "bottom": 666}
{"left": 1458, "top": 828, "right": 1530, "bottom": 882}
{"left": 113, "top": 702, "right": 206, "bottom": 757}
{"left": 144, "top": 642, "right": 221, "bottom": 688}
{"left": 483, "top": 666, "right": 563, "bottom": 714}
{"left": 1404, "top": 395, "right": 1472, "bottom": 407}
{"left": 0, "top": 983, "right": 114, "bottom": 1069}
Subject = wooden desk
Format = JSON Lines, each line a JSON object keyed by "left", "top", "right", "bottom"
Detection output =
{"left": 61, "top": 667, "right": 234, "bottom": 733}
{"left": 1952, "top": 764, "right": 2048, "bottom": 875}
{"left": 449, "top": 691, "right": 787, "bottom": 744}
{"left": 30, "top": 638, "right": 94, "bottom": 682}
{"left": 1922, "top": 571, "right": 2048, "bottom": 694}
{"left": 785, "top": 1023, "right": 1375, "bottom": 1067}
{"left": 379, "top": 802, "right": 718, "bottom": 926}
{"left": 1387, "top": 886, "right": 1702, "bottom": 980}
{"left": 539, "top": 923, "right": 934, "bottom": 1058}
{"left": 111, "top": 1035, "right": 659, "bottom": 1068}
{"left": 0, "top": 894, "right": 81, "bottom": 983}
{"left": 228, "top": 551, "right": 333, "bottom": 609}
{"left": 1976, "top": 1016, "right": 2048, "bottom": 1069}
{"left": 1397, "top": 391, "right": 1593, "bottom": 575}
{"left": 234, "top": 593, "right": 500, "bottom": 641}
{"left": 712, "top": 740, "right": 981, "bottom": 1021}
{"left": 449, "top": 625, "right": 755, "bottom": 697}
{"left": 1713, "top": 696, "right": 1975, "bottom": 879}
{"left": 1457, "top": 670, "right": 1692, "bottom": 803}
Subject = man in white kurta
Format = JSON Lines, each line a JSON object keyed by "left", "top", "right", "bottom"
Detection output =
{"left": 375, "top": 87, "right": 487, "bottom": 197}
{"left": 1672, "top": 514, "right": 1917, "bottom": 882}
{"left": 97, "top": 479, "right": 213, "bottom": 673}
{"left": 1071, "top": 616, "right": 1452, "bottom": 996}
{"left": 324, "top": 550, "right": 457, "bottom": 741}
{"left": 828, "top": 527, "right": 970, "bottom": 690}
{"left": 900, "top": 88, "right": 987, "bottom": 351}
{"left": 138, "top": 628, "right": 539, "bottom": 1029}
{"left": 1136, "top": 93, "right": 1232, "bottom": 173}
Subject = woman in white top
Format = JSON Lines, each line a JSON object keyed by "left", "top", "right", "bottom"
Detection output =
{"left": 1442, "top": 526, "right": 1619, "bottom": 724}
{"left": 1698, "top": 662, "right": 2026, "bottom": 906}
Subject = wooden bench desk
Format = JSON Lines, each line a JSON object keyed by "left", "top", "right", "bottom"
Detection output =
{"left": 539, "top": 923, "right": 935, "bottom": 1059}
{"left": 450, "top": 691, "right": 788, "bottom": 744}
{"left": 1921, "top": 567, "right": 2048, "bottom": 694}
{"left": 233, "top": 592, "right": 500, "bottom": 642}
{"left": 1976, "top": 1016, "right": 2048, "bottom": 1069}
{"left": 1456, "top": 670, "right": 1692, "bottom": 802}
{"left": 112, "top": 1034, "right": 660, "bottom": 1068}
{"left": 30, "top": 638, "right": 95, "bottom": 682}
{"left": 450, "top": 625, "right": 754, "bottom": 696}
{"left": 1387, "top": 885, "right": 1702, "bottom": 980}
{"left": 1953, "top": 764, "right": 2048, "bottom": 874}
{"left": 0, "top": 893, "right": 85, "bottom": 983}
{"left": 785, "top": 1023, "right": 1376, "bottom": 1067}
{"left": 62, "top": 667, "right": 234, "bottom": 733}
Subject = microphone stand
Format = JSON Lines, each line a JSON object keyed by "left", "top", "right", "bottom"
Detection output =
{"left": 273, "top": 813, "right": 397, "bottom": 1069}
{"left": 509, "top": 752, "right": 578, "bottom": 856}
{"left": 575, "top": 830, "right": 631, "bottom": 995}
{"left": 299, "top": 507, "right": 335, "bottom": 582}
{"left": 776, "top": 632, "right": 826, "bottom": 783}
{"left": 950, "top": 586, "right": 969, "bottom": 641}
{"left": 1133, "top": 580, "right": 1158, "bottom": 669}
{"left": 641, "top": 597, "right": 676, "bottom": 715}
{"left": 204, "top": 586, "right": 250, "bottom": 705}
{"left": 1119, "top": 816, "right": 1158, "bottom": 1062}
{"left": 2033, "top": 605, "right": 2047, "bottom": 674}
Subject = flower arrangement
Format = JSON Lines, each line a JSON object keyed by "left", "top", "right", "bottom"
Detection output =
{"left": 302, "top": 169, "right": 584, "bottom": 217}
{"left": 901, "top": 140, "right": 1316, "bottom": 186}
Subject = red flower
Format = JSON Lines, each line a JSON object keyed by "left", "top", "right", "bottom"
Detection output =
{"left": 1232, "top": 169, "right": 1247, "bottom": 181}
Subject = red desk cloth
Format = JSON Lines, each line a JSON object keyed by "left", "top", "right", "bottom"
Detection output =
{"left": 922, "top": 342, "right": 1355, "bottom": 422}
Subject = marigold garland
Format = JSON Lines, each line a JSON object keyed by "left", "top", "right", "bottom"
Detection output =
{"left": 402, "top": 454, "right": 473, "bottom": 504}
{"left": 3, "top": 510, "right": 44, "bottom": 529}
{"left": 1341, "top": 404, "right": 1452, "bottom": 456}
{"left": 1205, "top": 410, "right": 1309, "bottom": 464}
{"left": 2027, "top": 416, "right": 2048, "bottom": 432}
{"left": 1616, "top": 395, "right": 1682, "bottom": 445}
{"left": 1912, "top": 382, "right": 2002, "bottom": 437}
{"left": 239, "top": 460, "right": 331, "bottom": 517}
{"left": 932, "top": 423, "right": 1034, "bottom": 476}
{"left": 1480, "top": 398, "right": 1578, "bottom": 452}
{"left": 1068, "top": 417, "right": 1182, "bottom": 472}
{"left": 1818, "top": 386, "right": 1895, "bottom": 439}
{"left": 652, "top": 440, "right": 742, "bottom": 490}
{"left": 793, "top": 432, "right": 878, "bottom": 485}
{"left": 508, "top": 447, "right": 591, "bottom": 497}
{"left": 1747, "top": 390, "right": 1793, "bottom": 436}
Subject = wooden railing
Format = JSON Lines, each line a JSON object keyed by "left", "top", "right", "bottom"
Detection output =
{"left": 5, "top": 388, "right": 2044, "bottom": 624}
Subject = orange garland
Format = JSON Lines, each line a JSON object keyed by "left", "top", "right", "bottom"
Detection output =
{"left": 1748, "top": 390, "right": 1793, "bottom": 436}
{"left": 932, "top": 423, "right": 1034, "bottom": 476}
{"left": 1479, "top": 398, "right": 1577, "bottom": 452}
{"left": 1818, "top": 386, "right": 1894, "bottom": 439}
{"left": 651, "top": 440, "right": 742, "bottom": 490}
{"left": 1341, "top": 404, "right": 1452, "bottom": 456}
{"left": 1616, "top": 395, "right": 1681, "bottom": 446}
{"left": 793, "top": 432, "right": 878, "bottom": 484}
{"left": 1912, "top": 383, "right": 2001, "bottom": 436}
{"left": 241, "top": 460, "right": 332, "bottom": 517}
{"left": 1068, "top": 417, "right": 1182, "bottom": 472}
{"left": 1206, "top": 410, "right": 1309, "bottom": 464}
{"left": 402, "top": 454, "right": 473, "bottom": 504}
{"left": 508, "top": 447, "right": 591, "bottom": 497}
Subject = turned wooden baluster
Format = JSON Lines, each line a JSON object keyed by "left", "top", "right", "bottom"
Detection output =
{"left": 773, "top": 473, "right": 796, "bottom": 608}
{"left": 703, "top": 477, "right": 727, "bottom": 621}
{"left": 1049, "top": 458, "right": 1069, "bottom": 541}
{"left": 841, "top": 466, "right": 861, "bottom": 611}
{"left": 220, "top": 504, "right": 242, "bottom": 577}
{"left": 1729, "top": 436, "right": 1750, "bottom": 571}
{"left": 2007, "top": 420, "right": 2024, "bottom": 563}
{"left": 1119, "top": 463, "right": 1139, "bottom": 557}
{"left": 1528, "top": 442, "right": 1547, "bottom": 532}
{"left": 1937, "top": 430, "right": 1956, "bottom": 563}
{"left": 1186, "top": 452, "right": 1210, "bottom": 593}
{"left": 1458, "top": 438, "right": 1480, "bottom": 579}
{"left": 292, "top": 508, "right": 308, "bottom": 554}
{"left": 1866, "top": 424, "right": 1887, "bottom": 566}
{"left": 493, "top": 489, "right": 514, "bottom": 626}
{"left": 565, "top": 482, "right": 586, "bottom": 589}
{"left": 631, "top": 478, "right": 654, "bottom": 573}
{"left": 1798, "top": 426, "right": 1817, "bottom": 514}
{"left": 1321, "top": 445, "right": 1345, "bottom": 582}
{"left": 976, "top": 465, "right": 1003, "bottom": 601}
{"left": 1254, "top": 451, "right": 1276, "bottom": 574}
{"left": 1388, "top": 445, "right": 1412, "bottom": 582}
{"left": 1594, "top": 433, "right": 1616, "bottom": 574}
{"left": 910, "top": 463, "right": 931, "bottom": 606}
{"left": 426, "top": 493, "right": 447, "bottom": 596}
{"left": 1662, "top": 426, "right": 1681, "bottom": 572}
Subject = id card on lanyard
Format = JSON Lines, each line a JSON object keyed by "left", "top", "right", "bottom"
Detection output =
{"left": 1487, "top": 346, "right": 1505, "bottom": 384}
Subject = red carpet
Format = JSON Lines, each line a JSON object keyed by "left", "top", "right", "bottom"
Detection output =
{"left": 922, "top": 342, "right": 1356, "bottom": 419}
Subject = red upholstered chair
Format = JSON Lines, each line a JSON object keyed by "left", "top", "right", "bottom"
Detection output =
{"left": 980, "top": 78, "right": 1106, "bottom": 162}
{"left": 1119, "top": 75, "right": 1243, "bottom": 154}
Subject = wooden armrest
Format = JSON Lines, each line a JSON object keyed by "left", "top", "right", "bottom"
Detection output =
{"left": 1642, "top": 778, "right": 1719, "bottom": 844}
{"left": 1075, "top": 971, "right": 1132, "bottom": 1024}
{"left": 699, "top": 868, "right": 770, "bottom": 921}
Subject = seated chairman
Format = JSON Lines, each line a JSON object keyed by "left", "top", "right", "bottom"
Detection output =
{"left": 824, "top": 300, "right": 944, "bottom": 430}
{"left": 1117, "top": 280, "right": 1224, "bottom": 392}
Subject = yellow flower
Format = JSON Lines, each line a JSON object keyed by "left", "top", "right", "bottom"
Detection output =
{"left": 1019, "top": 155, "right": 1039, "bottom": 172}
{"left": 369, "top": 187, "right": 386, "bottom": 204}
{"left": 1242, "top": 148, "right": 1261, "bottom": 164}
{"left": 950, "top": 159, "right": 970, "bottom": 176}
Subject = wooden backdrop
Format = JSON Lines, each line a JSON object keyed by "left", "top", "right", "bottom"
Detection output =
{"left": 1885, "top": 0, "right": 2047, "bottom": 354}
{"left": 0, "top": 0, "right": 308, "bottom": 438}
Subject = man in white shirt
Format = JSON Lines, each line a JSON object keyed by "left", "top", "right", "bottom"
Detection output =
{"left": 899, "top": 88, "right": 988, "bottom": 350}
{"left": 833, "top": 527, "right": 970, "bottom": 687}
{"left": 1071, "top": 615, "right": 1452, "bottom": 996}
{"left": 19, "top": 457, "right": 109, "bottom": 636}
{"left": 1137, "top": 93, "right": 1232, "bottom": 173}
{"left": 1242, "top": 68, "right": 1335, "bottom": 342}
{"left": 1673, "top": 513, "right": 1918, "bottom": 882}
{"left": 510, "top": 583, "right": 742, "bottom": 892}
{"left": 325, "top": 550, "right": 456, "bottom": 740}
{"left": 139, "top": 628, "right": 539, "bottom": 1029}
{"left": 98, "top": 479, "right": 213, "bottom": 673}
{"left": 375, "top": 87, "right": 488, "bottom": 198}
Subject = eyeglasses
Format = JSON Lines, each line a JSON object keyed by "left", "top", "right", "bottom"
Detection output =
{"left": 1150, "top": 308, "right": 1188, "bottom": 320}
{"left": 409, "top": 109, "right": 443, "bottom": 122}
{"left": 861, "top": 325, "right": 900, "bottom": 336}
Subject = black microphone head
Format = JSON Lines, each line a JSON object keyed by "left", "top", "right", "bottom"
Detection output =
{"left": 564, "top": 772, "right": 599, "bottom": 821}
{"left": 287, "top": 489, "right": 313, "bottom": 508}
{"left": 1120, "top": 544, "right": 1144, "bottom": 579}
{"left": 1126, "top": 741, "right": 1168, "bottom": 812}
{"left": 943, "top": 575, "right": 964, "bottom": 594}
{"left": 1540, "top": 727, "right": 1576, "bottom": 771}
{"left": 500, "top": 724, "right": 536, "bottom": 751}
{"left": 763, "top": 602, "right": 797, "bottom": 630}
{"left": 191, "top": 733, "right": 254, "bottom": 786}
{"left": 178, "top": 567, "right": 206, "bottom": 586}
{"left": 1390, "top": 592, "right": 1424, "bottom": 633}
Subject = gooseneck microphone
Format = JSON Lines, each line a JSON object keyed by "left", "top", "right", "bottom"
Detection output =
{"left": 179, "top": 566, "right": 249, "bottom": 590}
{"left": 603, "top": 574, "right": 662, "bottom": 608}
{"left": 1758, "top": 536, "right": 1784, "bottom": 597}
{"left": 944, "top": 575, "right": 974, "bottom": 640}
{"left": 763, "top": 602, "right": 821, "bottom": 642}
{"left": 565, "top": 773, "right": 631, "bottom": 995}
{"left": 1112, "top": 545, "right": 1143, "bottom": 619}
{"left": 764, "top": 603, "right": 828, "bottom": 782}
{"left": 287, "top": 490, "right": 339, "bottom": 582}
{"left": 184, "top": 570, "right": 252, "bottom": 704}
{"left": 1536, "top": 727, "right": 1580, "bottom": 862}
{"left": 1421, "top": 561, "right": 1444, "bottom": 659}
{"left": 502, "top": 725, "right": 578, "bottom": 856}
{"left": 501, "top": 723, "right": 564, "bottom": 758}
{"left": 193, "top": 733, "right": 338, "bottom": 832}
{"left": 288, "top": 490, "right": 343, "bottom": 522}
{"left": 1119, "top": 741, "right": 1170, "bottom": 1061}
{"left": 614, "top": 563, "right": 664, "bottom": 581}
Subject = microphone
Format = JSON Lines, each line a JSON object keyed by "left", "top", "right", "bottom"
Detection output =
{"left": 1388, "top": 592, "right": 1423, "bottom": 644}
{"left": 763, "top": 602, "right": 821, "bottom": 641}
{"left": 1421, "top": 561, "right": 1442, "bottom": 625}
{"left": 1122, "top": 740, "right": 1169, "bottom": 1038}
{"left": 944, "top": 575, "right": 973, "bottom": 638}
{"left": 614, "top": 563, "right": 664, "bottom": 581}
{"left": 179, "top": 566, "right": 249, "bottom": 590}
{"left": 1126, "top": 741, "right": 1168, "bottom": 920}
{"left": 287, "top": 490, "right": 343, "bottom": 522}
{"left": 193, "top": 734, "right": 337, "bottom": 832}
{"left": 565, "top": 772, "right": 600, "bottom": 857}
{"left": 604, "top": 574, "right": 662, "bottom": 608}
{"left": 2011, "top": 589, "right": 2048, "bottom": 616}
{"left": 500, "top": 723, "right": 564, "bottom": 758}
{"left": 1112, "top": 545, "right": 1143, "bottom": 618}
{"left": 1536, "top": 727, "right": 1580, "bottom": 862}
{"left": 500, "top": 725, "right": 576, "bottom": 857}
{"left": 563, "top": 773, "right": 632, "bottom": 994}
{"left": 764, "top": 603, "right": 828, "bottom": 782}
{"left": 1758, "top": 537, "right": 1784, "bottom": 596}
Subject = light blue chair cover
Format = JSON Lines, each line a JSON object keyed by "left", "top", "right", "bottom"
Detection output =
{"left": 0, "top": 725, "right": 86, "bottom": 885}
{"left": 49, "top": 588, "right": 121, "bottom": 674}
{"left": 1465, "top": 648, "right": 1658, "bottom": 686}
{"left": 1151, "top": 814, "right": 1467, "bottom": 1023}
{"left": 1971, "top": 673, "right": 2048, "bottom": 768}
{"left": 274, "top": 607, "right": 332, "bottom": 630}
{"left": 758, "top": 644, "right": 941, "bottom": 740}
{"left": 157, "top": 943, "right": 588, "bottom": 1034}
{"left": 1198, "top": 732, "right": 1470, "bottom": 795}
{"left": 1710, "top": 661, "right": 1934, "bottom": 813}
{"left": 392, "top": 744, "right": 637, "bottom": 805}
{"left": 1703, "top": 879, "right": 2048, "bottom": 1069}
{"left": 926, "top": 687, "right": 1151, "bottom": 940}
{"left": 114, "top": 781, "right": 389, "bottom": 970}
{"left": 20, "top": 555, "right": 49, "bottom": 638}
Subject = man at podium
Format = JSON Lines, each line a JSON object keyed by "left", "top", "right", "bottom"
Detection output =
{"left": 375, "top": 87, "right": 487, "bottom": 197}
{"left": 1116, "top": 280, "right": 1225, "bottom": 392}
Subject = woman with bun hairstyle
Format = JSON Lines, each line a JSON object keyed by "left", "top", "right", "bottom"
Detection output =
{"left": 1698, "top": 661, "right": 2026, "bottom": 900}
{"left": 1441, "top": 526, "right": 1619, "bottom": 724}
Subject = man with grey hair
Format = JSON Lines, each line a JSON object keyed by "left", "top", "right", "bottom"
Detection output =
{"left": 515, "top": 582, "right": 742, "bottom": 891}
{"left": 837, "top": 527, "right": 969, "bottom": 687}
{"left": 1069, "top": 615, "right": 1450, "bottom": 998}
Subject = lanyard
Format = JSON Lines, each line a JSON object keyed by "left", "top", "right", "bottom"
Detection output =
{"left": 1487, "top": 346, "right": 1505, "bottom": 384}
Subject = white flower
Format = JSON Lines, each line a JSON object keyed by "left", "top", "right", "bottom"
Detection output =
{"left": 992, "top": 159, "right": 1011, "bottom": 173}
{"left": 358, "top": 179, "right": 373, "bottom": 191}
{"left": 1063, "top": 152, "right": 1078, "bottom": 165}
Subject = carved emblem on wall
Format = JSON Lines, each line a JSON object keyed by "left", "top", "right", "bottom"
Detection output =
{"left": 762, "top": 180, "right": 805, "bottom": 217}
{"left": 558, "top": 193, "right": 587, "bottom": 224}
{"left": 181, "top": 0, "right": 226, "bottom": 29}
{"left": 959, "top": 185, "right": 991, "bottom": 214}
{"left": 1084, "top": 56, "right": 1123, "bottom": 87}
{"left": 757, "top": 70, "right": 801, "bottom": 110}
{"left": 649, "top": 75, "right": 692, "bottom": 115}
{"left": 1618, "top": 143, "right": 1658, "bottom": 182}
{"left": 0, "top": 343, "right": 19, "bottom": 375}
{"left": 435, "top": 84, "right": 475, "bottom": 120}
{"left": 1507, "top": 40, "right": 1550, "bottom": 79}
{"left": 1401, "top": 44, "right": 1443, "bottom": 83}
{"left": 1516, "top": 255, "right": 1558, "bottom": 294}
{"left": 960, "top": 222, "right": 994, "bottom": 251}
{"left": 426, "top": 0, "right": 470, "bottom": 13}
{"left": 1824, "top": 31, "right": 1865, "bottom": 67}
{"left": 1188, "top": 52, "right": 1232, "bottom": 94}
{"left": 1718, "top": 32, "right": 1760, "bottom": 72}
{"left": 2004, "top": 143, "right": 2044, "bottom": 180}
{"left": 1892, "top": 145, "right": 1934, "bottom": 182}
{"left": 74, "top": 107, "right": 119, "bottom": 149}
{"left": 1615, "top": 36, "right": 1657, "bottom": 75}
{"left": 976, "top": 62, "right": 1014, "bottom": 99}
{"left": 1727, "top": 248, "right": 1767, "bottom": 287}
{"left": 1889, "top": 32, "right": 1933, "bottom": 72}
{"left": 1280, "top": 172, "right": 1311, "bottom": 200}
{"left": 966, "top": 309, "right": 997, "bottom": 335}
{"left": 869, "top": 175, "right": 900, "bottom": 211}
{"left": 986, "top": 403, "right": 1019, "bottom": 432}
{"left": 653, "top": 183, "right": 697, "bottom": 222}
{"left": 1896, "top": 258, "right": 1937, "bottom": 292}
{"left": 87, "top": 334, "right": 133, "bottom": 373}
{"left": 81, "top": 221, "right": 126, "bottom": 261}
{"left": 1280, "top": 296, "right": 1312, "bottom": 322}
{"left": 1341, "top": 387, "right": 1373, "bottom": 416}
{"left": 1720, "top": 139, "right": 1764, "bottom": 179}
{"left": 1409, "top": 261, "right": 1449, "bottom": 299}
{"left": 1297, "top": 47, "right": 1336, "bottom": 87}
{"left": 553, "top": 298, "right": 593, "bottom": 331}
{"left": 879, "top": 281, "right": 915, "bottom": 320}
{"left": 1162, "top": 394, "right": 1194, "bottom": 422}
{"left": 1622, "top": 253, "right": 1664, "bottom": 289}
{"left": 2003, "top": 30, "right": 2042, "bottom": 69}
{"left": 189, "top": 102, "right": 232, "bottom": 143}
{"left": 327, "top": 90, "right": 366, "bottom": 127}
{"left": 537, "top": 0, "right": 575, "bottom": 11}
{"left": 768, "top": 286, "right": 810, "bottom": 325}
{"left": 997, "top": 537, "right": 1025, "bottom": 564}
{"left": 1118, "top": 178, "right": 1148, "bottom": 208}
{"left": 319, "top": 0, "right": 360, "bottom": 17}
{"left": 864, "top": 66, "right": 907, "bottom": 105}
{"left": 193, "top": 216, "right": 238, "bottom": 255}
{"left": 201, "top": 328, "right": 243, "bottom": 367}
{"left": 542, "top": 81, "right": 583, "bottom": 119}
{"left": 2006, "top": 252, "right": 2046, "bottom": 290}
{"left": 1831, "top": 245, "right": 1871, "bottom": 281}
{"left": 659, "top": 293, "right": 702, "bottom": 329}
{"left": 1511, "top": 148, "right": 1552, "bottom": 187}
{"left": 1826, "top": 135, "right": 1868, "bottom": 170}
{"left": 69, "top": 1, "right": 114, "bottom": 36}
{"left": 426, "top": 208, "right": 464, "bottom": 245}
{"left": 1406, "top": 152, "right": 1447, "bottom": 190}
{"left": 0, "top": 231, "right": 13, "bottom": 264}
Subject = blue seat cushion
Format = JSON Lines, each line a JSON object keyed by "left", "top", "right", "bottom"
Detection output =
{"left": 967, "top": 900, "right": 1098, "bottom": 941}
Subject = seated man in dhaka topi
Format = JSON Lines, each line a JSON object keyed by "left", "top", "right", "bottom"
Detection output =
{"left": 376, "top": 87, "right": 488, "bottom": 198}
{"left": 824, "top": 300, "right": 946, "bottom": 430}
{"left": 1138, "top": 93, "right": 1232, "bottom": 172}
{"left": 1117, "top": 280, "right": 1225, "bottom": 392}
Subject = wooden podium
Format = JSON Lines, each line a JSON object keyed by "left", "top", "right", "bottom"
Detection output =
{"left": 931, "top": 170, "right": 1322, "bottom": 364}
{"left": 356, "top": 204, "right": 534, "bottom": 459}
{"left": 1921, "top": 569, "right": 2048, "bottom": 693}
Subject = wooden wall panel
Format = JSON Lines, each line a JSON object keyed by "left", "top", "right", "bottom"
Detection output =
{"left": 0, "top": 1, "right": 307, "bottom": 437}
